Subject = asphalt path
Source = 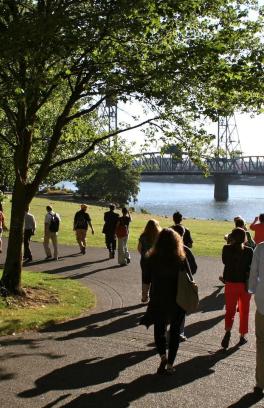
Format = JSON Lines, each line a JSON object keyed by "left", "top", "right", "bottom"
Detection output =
{"left": 0, "top": 239, "right": 263, "bottom": 407}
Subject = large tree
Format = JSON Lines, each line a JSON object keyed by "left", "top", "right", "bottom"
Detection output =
{"left": 0, "top": 0, "right": 263, "bottom": 293}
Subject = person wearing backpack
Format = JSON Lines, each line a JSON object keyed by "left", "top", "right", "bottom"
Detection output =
{"left": 43, "top": 205, "right": 61, "bottom": 260}
{"left": 115, "top": 207, "right": 131, "bottom": 266}
{"left": 73, "top": 204, "right": 94, "bottom": 254}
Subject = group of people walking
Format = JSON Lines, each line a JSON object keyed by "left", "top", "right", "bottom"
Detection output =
{"left": 0, "top": 200, "right": 263, "bottom": 394}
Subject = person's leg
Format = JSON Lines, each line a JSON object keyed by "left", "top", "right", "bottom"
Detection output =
{"left": 256, "top": 310, "right": 264, "bottom": 390}
{"left": 50, "top": 232, "right": 58, "bottom": 259}
{"left": 154, "top": 319, "right": 167, "bottom": 374}
{"left": 0, "top": 229, "right": 2, "bottom": 253}
{"left": 222, "top": 282, "right": 239, "bottom": 348}
{"left": 75, "top": 229, "right": 83, "bottom": 251}
{"left": 123, "top": 236, "right": 130, "bottom": 262}
{"left": 179, "top": 314, "right": 187, "bottom": 340}
{"left": 23, "top": 230, "right": 32, "bottom": 259}
{"left": 238, "top": 284, "right": 251, "bottom": 339}
{"left": 167, "top": 308, "right": 185, "bottom": 368}
{"left": 82, "top": 229, "right": 87, "bottom": 248}
{"left": 43, "top": 233, "right": 52, "bottom": 258}
{"left": 118, "top": 238, "right": 126, "bottom": 265}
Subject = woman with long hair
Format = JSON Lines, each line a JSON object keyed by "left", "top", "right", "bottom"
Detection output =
{"left": 138, "top": 219, "right": 162, "bottom": 302}
{"left": 221, "top": 227, "right": 253, "bottom": 349}
{"left": 140, "top": 228, "right": 186, "bottom": 374}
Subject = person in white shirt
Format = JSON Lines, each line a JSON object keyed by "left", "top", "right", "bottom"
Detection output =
{"left": 23, "top": 206, "right": 36, "bottom": 262}
{"left": 248, "top": 243, "right": 264, "bottom": 396}
{"left": 43, "top": 205, "right": 61, "bottom": 260}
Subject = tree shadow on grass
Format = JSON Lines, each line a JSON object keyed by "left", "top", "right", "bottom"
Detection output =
{"left": 29, "top": 345, "right": 240, "bottom": 407}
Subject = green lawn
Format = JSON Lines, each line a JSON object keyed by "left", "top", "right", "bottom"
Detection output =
{"left": 0, "top": 270, "right": 95, "bottom": 335}
{"left": 2, "top": 195, "right": 234, "bottom": 257}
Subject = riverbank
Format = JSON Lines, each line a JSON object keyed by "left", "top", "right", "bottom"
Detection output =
{"left": 1, "top": 196, "right": 233, "bottom": 257}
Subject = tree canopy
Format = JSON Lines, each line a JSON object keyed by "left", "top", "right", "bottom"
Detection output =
{"left": 0, "top": 0, "right": 263, "bottom": 293}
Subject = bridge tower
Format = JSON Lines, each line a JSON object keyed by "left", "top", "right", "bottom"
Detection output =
{"left": 214, "top": 115, "right": 242, "bottom": 201}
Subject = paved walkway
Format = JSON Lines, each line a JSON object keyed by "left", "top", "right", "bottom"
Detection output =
{"left": 0, "top": 240, "right": 263, "bottom": 407}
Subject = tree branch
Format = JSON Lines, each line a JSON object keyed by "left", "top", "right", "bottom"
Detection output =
{"left": 65, "top": 96, "right": 106, "bottom": 123}
{"left": 48, "top": 116, "right": 159, "bottom": 171}
{"left": 0, "top": 133, "right": 16, "bottom": 149}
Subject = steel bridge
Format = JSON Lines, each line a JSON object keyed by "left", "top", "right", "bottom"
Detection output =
{"left": 133, "top": 153, "right": 264, "bottom": 176}
{"left": 133, "top": 153, "right": 264, "bottom": 201}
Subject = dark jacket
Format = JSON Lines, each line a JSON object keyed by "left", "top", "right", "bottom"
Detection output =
{"left": 222, "top": 244, "right": 253, "bottom": 283}
{"left": 74, "top": 210, "right": 91, "bottom": 230}
{"left": 142, "top": 254, "right": 185, "bottom": 325}
{"left": 171, "top": 225, "right": 193, "bottom": 248}
{"left": 184, "top": 245, "right": 197, "bottom": 275}
{"left": 102, "top": 211, "right": 119, "bottom": 235}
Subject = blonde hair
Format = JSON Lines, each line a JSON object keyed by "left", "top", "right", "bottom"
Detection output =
{"left": 142, "top": 219, "right": 161, "bottom": 247}
{"left": 149, "top": 228, "right": 186, "bottom": 261}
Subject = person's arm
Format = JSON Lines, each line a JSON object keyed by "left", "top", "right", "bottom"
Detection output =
{"left": 32, "top": 215, "right": 36, "bottom": 232}
{"left": 185, "top": 247, "right": 197, "bottom": 275}
{"left": 137, "top": 240, "right": 142, "bottom": 254}
{"left": 248, "top": 247, "right": 260, "bottom": 293}
{"left": 88, "top": 220, "right": 94, "bottom": 234}
{"left": 250, "top": 216, "right": 258, "bottom": 231}
{"left": 2, "top": 214, "right": 8, "bottom": 231}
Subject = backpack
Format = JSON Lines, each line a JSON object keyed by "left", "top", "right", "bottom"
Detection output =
{"left": 116, "top": 220, "right": 128, "bottom": 238}
{"left": 49, "top": 213, "right": 60, "bottom": 232}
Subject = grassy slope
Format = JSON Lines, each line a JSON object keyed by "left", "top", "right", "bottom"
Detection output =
{"left": 2, "top": 196, "right": 234, "bottom": 257}
{"left": 0, "top": 270, "right": 95, "bottom": 335}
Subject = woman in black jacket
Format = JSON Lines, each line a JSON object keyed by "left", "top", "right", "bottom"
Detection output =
{"left": 221, "top": 227, "right": 253, "bottom": 349}
{"left": 141, "top": 228, "right": 186, "bottom": 374}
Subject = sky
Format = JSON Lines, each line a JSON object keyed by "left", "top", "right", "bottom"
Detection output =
{"left": 117, "top": 103, "right": 263, "bottom": 156}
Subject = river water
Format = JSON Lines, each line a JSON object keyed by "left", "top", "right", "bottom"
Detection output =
{"left": 133, "top": 182, "right": 264, "bottom": 222}
{"left": 59, "top": 180, "right": 264, "bottom": 222}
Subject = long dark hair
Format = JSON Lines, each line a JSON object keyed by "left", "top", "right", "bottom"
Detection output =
{"left": 230, "top": 227, "right": 246, "bottom": 251}
{"left": 148, "top": 228, "right": 185, "bottom": 262}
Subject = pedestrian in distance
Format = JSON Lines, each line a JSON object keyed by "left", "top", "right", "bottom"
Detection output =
{"left": 171, "top": 211, "right": 193, "bottom": 248}
{"left": 224, "top": 216, "right": 255, "bottom": 249}
{"left": 115, "top": 207, "right": 131, "bottom": 266}
{"left": 23, "top": 206, "right": 36, "bottom": 263}
{"left": 0, "top": 203, "right": 8, "bottom": 254}
{"left": 138, "top": 219, "right": 162, "bottom": 303}
{"left": 172, "top": 224, "right": 197, "bottom": 341}
{"left": 73, "top": 204, "right": 94, "bottom": 254}
{"left": 102, "top": 204, "right": 119, "bottom": 259}
{"left": 248, "top": 242, "right": 264, "bottom": 397}
{"left": 250, "top": 214, "right": 264, "bottom": 245}
{"left": 140, "top": 228, "right": 186, "bottom": 375}
{"left": 43, "top": 205, "right": 61, "bottom": 260}
{"left": 221, "top": 227, "right": 253, "bottom": 349}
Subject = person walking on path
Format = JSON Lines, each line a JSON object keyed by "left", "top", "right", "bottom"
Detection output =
{"left": 248, "top": 242, "right": 264, "bottom": 397}
{"left": 102, "top": 204, "right": 119, "bottom": 259}
{"left": 43, "top": 205, "right": 61, "bottom": 260}
{"left": 23, "top": 206, "right": 36, "bottom": 263}
{"left": 116, "top": 207, "right": 131, "bottom": 266}
{"left": 138, "top": 219, "right": 161, "bottom": 303}
{"left": 73, "top": 204, "right": 94, "bottom": 254}
{"left": 172, "top": 224, "right": 197, "bottom": 341}
{"left": 221, "top": 227, "right": 253, "bottom": 349}
{"left": 171, "top": 211, "right": 193, "bottom": 248}
{"left": 140, "top": 228, "right": 186, "bottom": 375}
{"left": 250, "top": 214, "right": 264, "bottom": 245}
{"left": 0, "top": 203, "right": 8, "bottom": 254}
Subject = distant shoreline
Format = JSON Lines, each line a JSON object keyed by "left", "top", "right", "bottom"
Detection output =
{"left": 141, "top": 175, "right": 264, "bottom": 186}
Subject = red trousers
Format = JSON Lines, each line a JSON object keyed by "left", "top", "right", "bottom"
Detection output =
{"left": 224, "top": 282, "right": 251, "bottom": 335}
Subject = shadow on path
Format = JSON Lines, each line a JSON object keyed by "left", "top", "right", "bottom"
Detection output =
{"left": 37, "top": 345, "right": 240, "bottom": 407}
{"left": 185, "top": 315, "right": 224, "bottom": 339}
{"left": 42, "top": 304, "right": 145, "bottom": 340}
{"left": 198, "top": 285, "right": 225, "bottom": 313}
{"left": 18, "top": 349, "right": 156, "bottom": 398}
{"left": 227, "top": 391, "right": 264, "bottom": 407}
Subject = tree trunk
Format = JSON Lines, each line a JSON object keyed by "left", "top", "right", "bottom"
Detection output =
{"left": 1, "top": 180, "right": 30, "bottom": 294}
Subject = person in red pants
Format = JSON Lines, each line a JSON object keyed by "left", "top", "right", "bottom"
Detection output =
{"left": 221, "top": 227, "right": 253, "bottom": 349}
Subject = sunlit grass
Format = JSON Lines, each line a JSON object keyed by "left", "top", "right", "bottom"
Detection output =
{"left": 1, "top": 195, "right": 233, "bottom": 257}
